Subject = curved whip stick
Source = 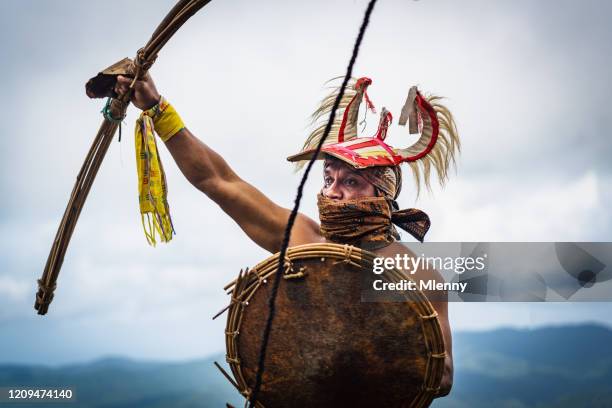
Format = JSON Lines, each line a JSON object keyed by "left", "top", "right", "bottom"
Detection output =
{"left": 35, "top": 0, "right": 213, "bottom": 315}
{"left": 248, "top": 1, "right": 379, "bottom": 406}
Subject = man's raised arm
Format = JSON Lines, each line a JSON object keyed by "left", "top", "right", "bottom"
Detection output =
{"left": 115, "top": 74, "right": 320, "bottom": 252}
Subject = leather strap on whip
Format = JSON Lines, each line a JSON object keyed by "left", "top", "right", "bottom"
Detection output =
{"left": 35, "top": 0, "right": 213, "bottom": 315}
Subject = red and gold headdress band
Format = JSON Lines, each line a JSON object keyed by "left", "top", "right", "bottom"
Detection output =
{"left": 287, "top": 77, "right": 460, "bottom": 194}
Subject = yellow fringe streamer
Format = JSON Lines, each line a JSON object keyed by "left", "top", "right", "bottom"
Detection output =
{"left": 135, "top": 97, "right": 183, "bottom": 245}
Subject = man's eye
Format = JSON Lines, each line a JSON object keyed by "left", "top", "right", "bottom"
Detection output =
{"left": 324, "top": 177, "right": 333, "bottom": 186}
{"left": 345, "top": 178, "right": 358, "bottom": 187}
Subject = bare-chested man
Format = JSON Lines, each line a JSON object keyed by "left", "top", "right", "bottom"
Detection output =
{"left": 115, "top": 73, "right": 458, "bottom": 396}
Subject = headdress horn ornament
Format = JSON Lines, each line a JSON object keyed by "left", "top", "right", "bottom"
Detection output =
{"left": 288, "top": 77, "right": 460, "bottom": 194}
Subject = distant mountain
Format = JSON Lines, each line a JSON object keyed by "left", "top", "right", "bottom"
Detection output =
{"left": 0, "top": 355, "right": 242, "bottom": 407}
{"left": 1, "top": 324, "right": 611, "bottom": 407}
{"left": 433, "top": 324, "right": 612, "bottom": 408}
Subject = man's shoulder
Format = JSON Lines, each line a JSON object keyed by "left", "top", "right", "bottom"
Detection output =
{"left": 371, "top": 241, "right": 413, "bottom": 257}
{"left": 287, "top": 213, "right": 323, "bottom": 247}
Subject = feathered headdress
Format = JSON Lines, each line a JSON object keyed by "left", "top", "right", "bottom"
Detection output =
{"left": 287, "top": 77, "right": 461, "bottom": 194}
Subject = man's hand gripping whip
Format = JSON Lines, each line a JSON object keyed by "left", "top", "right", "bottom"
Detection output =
{"left": 34, "top": 0, "right": 213, "bottom": 315}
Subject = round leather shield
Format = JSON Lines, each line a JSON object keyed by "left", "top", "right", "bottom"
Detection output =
{"left": 220, "top": 243, "right": 445, "bottom": 408}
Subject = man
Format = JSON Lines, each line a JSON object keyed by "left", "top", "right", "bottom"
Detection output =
{"left": 115, "top": 73, "right": 459, "bottom": 396}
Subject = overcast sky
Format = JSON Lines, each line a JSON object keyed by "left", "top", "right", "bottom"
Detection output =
{"left": 1, "top": 0, "right": 611, "bottom": 365}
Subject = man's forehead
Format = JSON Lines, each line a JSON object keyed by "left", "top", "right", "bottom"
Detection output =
{"left": 323, "top": 159, "right": 361, "bottom": 175}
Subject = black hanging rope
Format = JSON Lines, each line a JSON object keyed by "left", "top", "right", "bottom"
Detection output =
{"left": 248, "top": 1, "right": 379, "bottom": 406}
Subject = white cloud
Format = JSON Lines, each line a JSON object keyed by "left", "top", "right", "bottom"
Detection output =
{"left": 1, "top": 0, "right": 611, "bottom": 364}
{"left": 0, "top": 275, "right": 29, "bottom": 302}
{"left": 414, "top": 171, "right": 606, "bottom": 242}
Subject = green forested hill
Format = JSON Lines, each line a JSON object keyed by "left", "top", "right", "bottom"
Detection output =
{"left": 1, "top": 325, "right": 611, "bottom": 408}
